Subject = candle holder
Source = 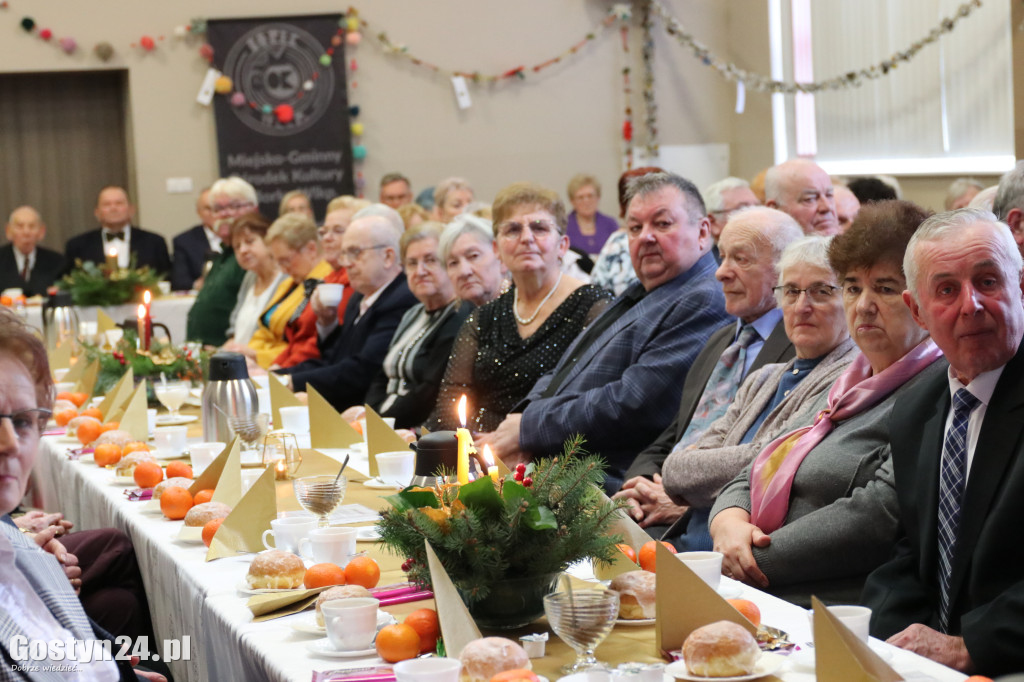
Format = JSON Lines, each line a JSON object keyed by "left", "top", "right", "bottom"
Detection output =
{"left": 262, "top": 431, "right": 302, "bottom": 479}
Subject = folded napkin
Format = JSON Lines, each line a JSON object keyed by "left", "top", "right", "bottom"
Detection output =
{"left": 248, "top": 583, "right": 434, "bottom": 621}
{"left": 125, "top": 488, "right": 153, "bottom": 502}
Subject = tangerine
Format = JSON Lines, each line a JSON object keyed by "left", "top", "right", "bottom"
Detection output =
{"left": 375, "top": 623, "right": 420, "bottom": 663}
{"left": 638, "top": 540, "right": 675, "bottom": 572}
{"left": 202, "top": 518, "right": 225, "bottom": 547}
{"left": 55, "top": 391, "right": 74, "bottom": 403}
{"left": 54, "top": 408, "right": 78, "bottom": 427}
{"left": 303, "top": 563, "right": 347, "bottom": 589}
{"left": 615, "top": 543, "right": 638, "bottom": 563}
{"left": 134, "top": 460, "right": 164, "bottom": 488}
{"left": 76, "top": 419, "right": 104, "bottom": 446}
{"left": 726, "top": 599, "right": 761, "bottom": 627}
{"left": 0, "top": 296, "right": 11, "bottom": 307}
{"left": 80, "top": 407, "right": 103, "bottom": 420}
{"left": 123, "top": 441, "right": 151, "bottom": 454}
{"left": 101, "top": 420, "right": 119, "bottom": 432}
{"left": 166, "top": 461, "right": 194, "bottom": 479}
{"left": 160, "top": 485, "right": 193, "bottom": 520}
{"left": 344, "top": 556, "right": 380, "bottom": 588}
{"left": 69, "top": 392, "right": 89, "bottom": 408}
{"left": 403, "top": 608, "right": 440, "bottom": 654}
{"left": 193, "top": 489, "right": 214, "bottom": 505}
{"left": 93, "top": 443, "right": 123, "bottom": 468}
{"left": 350, "top": 419, "right": 363, "bottom": 434}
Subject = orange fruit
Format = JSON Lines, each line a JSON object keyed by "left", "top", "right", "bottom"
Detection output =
{"left": 638, "top": 540, "right": 675, "bottom": 572}
{"left": 193, "top": 489, "right": 214, "bottom": 505}
{"left": 123, "top": 441, "right": 151, "bottom": 454}
{"left": 80, "top": 407, "right": 103, "bottom": 420}
{"left": 344, "top": 556, "right": 381, "bottom": 588}
{"left": 56, "top": 391, "right": 73, "bottom": 403}
{"left": 0, "top": 296, "right": 11, "bottom": 307}
{"left": 403, "top": 608, "right": 440, "bottom": 654}
{"left": 375, "top": 623, "right": 420, "bottom": 663}
{"left": 160, "top": 485, "right": 193, "bottom": 520}
{"left": 101, "top": 420, "right": 119, "bottom": 432}
{"left": 54, "top": 408, "right": 78, "bottom": 427}
{"left": 965, "top": 677, "right": 994, "bottom": 682}
{"left": 133, "top": 460, "right": 164, "bottom": 488}
{"left": 202, "top": 518, "right": 225, "bottom": 547}
{"left": 76, "top": 419, "right": 104, "bottom": 446}
{"left": 615, "top": 543, "right": 638, "bottom": 563}
{"left": 304, "top": 563, "right": 347, "bottom": 589}
{"left": 727, "top": 599, "right": 761, "bottom": 627}
{"left": 69, "top": 392, "right": 89, "bottom": 408}
{"left": 166, "top": 461, "right": 194, "bottom": 479}
{"left": 349, "top": 419, "right": 363, "bottom": 434}
{"left": 94, "top": 443, "right": 123, "bottom": 467}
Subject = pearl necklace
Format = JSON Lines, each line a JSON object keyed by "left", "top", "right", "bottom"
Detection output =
{"left": 514, "top": 271, "right": 563, "bottom": 325}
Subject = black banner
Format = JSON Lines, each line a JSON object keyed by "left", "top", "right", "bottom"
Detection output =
{"left": 208, "top": 14, "right": 354, "bottom": 220}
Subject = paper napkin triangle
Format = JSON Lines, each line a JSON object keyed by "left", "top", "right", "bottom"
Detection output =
{"left": 308, "top": 385, "right": 362, "bottom": 449}
{"left": 118, "top": 380, "right": 149, "bottom": 441}
{"left": 209, "top": 438, "right": 243, "bottom": 507}
{"left": 206, "top": 464, "right": 278, "bottom": 561}
{"left": 364, "top": 404, "right": 408, "bottom": 478}
{"left": 49, "top": 341, "right": 72, "bottom": 369}
{"left": 96, "top": 309, "right": 117, "bottom": 335}
{"left": 425, "top": 541, "right": 481, "bottom": 657}
{"left": 812, "top": 596, "right": 901, "bottom": 682}
{"left": 74, "top": 360, "right": 100, "bottom": 396}
{"left": 269, "top": 372, "right": 302, "bottom": 428}
{"left": 97, "top": 368, "right": 134, "bottom": 421}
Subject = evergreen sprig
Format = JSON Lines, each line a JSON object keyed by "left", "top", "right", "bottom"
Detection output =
{"left": 82, "top": 335, "right": 205, "bottom": 396}
{"left": 60, "top": 257, "right": 162, "bottom": 306}
{"left": 377, "top": 436, "right": 626, "bottom": 602}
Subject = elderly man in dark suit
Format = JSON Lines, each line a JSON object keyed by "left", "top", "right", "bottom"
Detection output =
{"left": 863, "top": 208, "right": 1024, "bottom": 675}
{"left": 170, "top": 187, "right": 219, "bottom": 291}
{"left": 0, "top": 206, "right": 64, "bottom": 296}
{"left": 481, "top": 172, "right": 731, "bottom": 490}
{"left": 64, "top": 186, "right": 171, "bottom": 275}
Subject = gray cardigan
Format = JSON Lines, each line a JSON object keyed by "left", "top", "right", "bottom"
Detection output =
{"left": 662, "top": 337, "right": 859, "bottom": 508}
{"left": 710, "top": 357, "right": 947, "bottom": 606}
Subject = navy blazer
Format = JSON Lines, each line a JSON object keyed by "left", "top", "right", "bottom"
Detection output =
{"left": 0, "top": 244, "right": 65, "bottom": 297}
{"left": 64, "top": 227, "right": 171, "bottom": 276}
{"left": 170, "top": 224, "right": 215, "bottom": 291}
{"left": 287, "top": 273, "right": 418, "bottom": 410}
{"left": 519, "top": 252, "right": 731, "bottom": 484}
{"left": 863, "top": 341, "right": 1024, "bottom": 675}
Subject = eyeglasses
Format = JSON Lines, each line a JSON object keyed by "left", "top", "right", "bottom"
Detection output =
{"left": 341, "top": 244, "right": 389, "bottom": 263}
{"left": 709, "top": 202, "right": 759, "bottom": 220}
{"left": 773, "top": 284, "right": 840, "bottom": 305}
{"left": 497, "top": 220, "right": 559, "bottom": 241}
{"left": 212, "top": 201, "right": 254, "bottom": 214}
{"left": 0, "top": 408, "right": 52, "bottom": 440}
{"left": 317, "top": 225, "right": 346, "bottom": 239}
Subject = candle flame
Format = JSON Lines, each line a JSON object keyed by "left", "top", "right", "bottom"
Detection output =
{"left": 457, "top": 395, "right": 467, "bottom": 427}
{"left": 482, "top": 444, "right": 494, "bottom": 466}
{"left": 143, "top": 290, "right": 151, "bottom": 305}
{"left": 276, "top": 459, "right": 286, "bottom": 472}
{"left": 107, "top": 247, "right": 117, "bottom": 257}
{"left": 136, "top": 304, "right": 145, "bottom": 320}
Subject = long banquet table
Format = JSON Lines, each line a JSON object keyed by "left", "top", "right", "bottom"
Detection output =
{"left": 23, "top": 293, "right": 195, "bottom": 344}
{"left": 32, "top": 431, "right": 968, "bottom": 682}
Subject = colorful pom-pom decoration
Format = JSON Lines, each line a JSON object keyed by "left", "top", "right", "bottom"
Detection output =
{"left": 622, "top": 120, "right": 633, "bottom": 142}
{"left": 39, "top": 28, "right": 52, "bottom": 41}
{"left": 199, "top": 43, "right": 215, "bottom": 62}
{"left": 20, "top": 17, "right": 34, "bottom": 31}
{"left": 59, "top": 37, "right": 77, "bottom": 54}
{"left": 261, "top": 103, "right": 272, "bottom": 114}
{"left": 319, "top": 54, "right": 332, "bottom": 67}
{"left": 348, "top": 105, "right": 360, "bottom": 117}
{"left": 346, "top": 32, "right": 361, "bottom": 46}
{"left": 94, "top": 42, "right": 114, "bottom": 62}
{"left": 173, "top": 25, "right": 188, "bottom": 38}
{"left": 303, "top": 80, "right": 314, "bottom": 91}
{"left": 331, "top": 35, "right": 342, "bottom": 47}
{"left": 230, "top": 92, "right": 246, "bottom": 107}
{"left": 352, "top": 144, "right": 367, "bottom": 160}
{"left": 274, "top": 104, "right": 295, "bottom": 124}
{"left": 140, "top": 35, "right": 155, "bottom": 51}
{"left": 346, "top": 17, "right": 360, "bottom": 32}
{"left": 350, "top": 122, "right": 364, "bottom": 136}
{"left": 214, "top": 76, "right": 233, "bottom": 94}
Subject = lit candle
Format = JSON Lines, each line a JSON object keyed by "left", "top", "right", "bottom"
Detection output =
{"left": 455, "top": 395, "right": 475, "bottom": 485}
{"left": 142, "top": 290, "right": 153, "bottom": 348}
{"left": 274, "top": 459, "right": 287, "bottom": 480}
{"left": 105, "top": 246, "right": 118, "bottom": 270}
{"left": 483, "top": 445, "right": 498, "bottom": 483}
{"left": 136, "top": 304, "right": 145, "bottom": 350}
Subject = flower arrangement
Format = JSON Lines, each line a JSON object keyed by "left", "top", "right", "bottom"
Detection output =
{"left": 60, "top": 257, "right": 162, "bottom": 306}
{"left": 82, "top": 334, "right": 205, "bottom": 397}
{"left": 377, "top": 437, "right": 624, "bottom": 604}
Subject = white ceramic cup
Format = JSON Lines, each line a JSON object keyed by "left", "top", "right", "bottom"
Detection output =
{"left": 394, "top": 658, "right": 463, "bottom": 682}
{"left": 278, "top": 406, "right": 310, "bottom": 434}
{"left": 153, "top": 426, "right": 188, "bottom": 454}
{"left": 261, "top": 516, "right": 316, "bottom": 553}
{"left": 675, "top": 551, "right": 723, "bottom": 591}
{"left": 322, "top": 597, "right": 380, "bottom": 651}
{"left": 809, "top": 605, "right": 872, "bottom": 642}
{"left": 358, "top": 417, "right": 396, "bottom": 447}
{"left": 299, "top": 526, "right": 358, "bottom": 567}
{"left": 190, "top": 442, "right": 224, "bottom": 476}
{"left": 157, "top": 281, "right": 172, "bottom": 295}
{"left": 55, "top": 382, "right": 76, "bottom": 395}
{"left": 376, "top": 450, "right": 415, "bottom": 487}
{"left": 240, "top": 469, "right": 262, "bottom": 494}
{"left": 146, "top": 408, "right": 157, "bottom": 436}
{"left": 317, "top": 283, "right": 345, "bottom": 308}
{"left": 52, "top": 368, "right": 69, "bottom": 382}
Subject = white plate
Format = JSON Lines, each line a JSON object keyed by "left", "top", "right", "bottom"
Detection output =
{"left": 789, "top": 643, "right": 891, "bottom": 671}
{"left": 77, "top": 454, "right": 95, "bottom": 464}
{"left": 176, "top": 526, "right": 205, "bottom": 543}
{"left": 305, "top": 640, "right": 378, "bottom": 659}
{"left": 615, "top": 617, "right": 656, "bottom": 626}
{"left": 356, "top": 526, "right": 381, "bottom": 542}
{"left": 111, "top": 475, "right": 138, "bottom": 486}
{"left": 156, "top": 415, "right": 198, "bottom": 426}
{"left": 665, "top": 653, "right": 784, "bottom": 682}
{"left": 289, "top": 609, "right": 396, "bottom": 636}
{"left": 362, "top": 478, "right": 404, "bottom": 490}
{"left": 236, "top": 581, "right": 305, "bottom": 595}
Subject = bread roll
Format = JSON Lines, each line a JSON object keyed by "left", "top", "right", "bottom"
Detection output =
{"left": 682, "top": 620, "right": 760, "bottom": 677}
{"left": 314, "top": 585, "right": 373, "bottom": 626}
{"left": 115, "top": 451, "right": 156, "bottom": 477}
{"left": 65, "top": 415, "right": 100, "bottom": 438}
{"left": 247, "top": 549, "right": 305, "bottom": 590}
{"left": 154, "top": 477, "right": 193, "bottom": 500}
{"left": 609, "top": 570, "right": 657, "bottom": 619}
{"left": 184, "top": 501, "right": 232, "bottom": 527}
{"left": 95, "top": 430, "right": 139, "bottom": 448}
{"left": 459, "top": 638, "right": 531, "bottom": 682}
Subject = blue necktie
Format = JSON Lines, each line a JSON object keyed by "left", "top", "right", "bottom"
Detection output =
{"left": 937, "top": 388, "right": 979, "bottom": 633}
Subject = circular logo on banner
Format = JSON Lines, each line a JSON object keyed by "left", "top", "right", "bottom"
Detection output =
{"left": 222, "top": 22, "right": 335, "bottom": 136}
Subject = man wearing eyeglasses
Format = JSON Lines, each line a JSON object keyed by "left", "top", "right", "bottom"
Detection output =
{"left": 281, "top": 207, "right": 417, "bottom": 408}
{"left": 170, "top": 188, "right": 219, "bottom": 291}
{"left": 64, "top": 186, "right": 171, "bottom": 276}
{"left": 703, "top": 177, "right": 760, "bottom": 263}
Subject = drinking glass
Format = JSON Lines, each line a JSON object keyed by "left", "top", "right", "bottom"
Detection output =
{"left": 293, "top": 474, "right": 347, "bottom": 528}
{"left": 261, "top": 431, "right": 302, "bottom": 477}
{"left": 543, "top": 589, "right": 619, "bottom": 673}
{"left": 154, "top": 380, "right": 191, "bottom": 418}
{"left": 228, "top": 412, "right": 269, "bottom": 458}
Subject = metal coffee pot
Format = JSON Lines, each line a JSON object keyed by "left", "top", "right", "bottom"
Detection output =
{"left": 202, "top": 351, "right": 257, "bottom": 442}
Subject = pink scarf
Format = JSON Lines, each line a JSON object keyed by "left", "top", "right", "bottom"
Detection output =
{"left": 748, "top": 338, "right": 942, "bottom": 533}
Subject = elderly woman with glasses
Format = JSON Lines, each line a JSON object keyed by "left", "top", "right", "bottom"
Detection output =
{"left": 439, "top": 214, "right": 507, "bottom": 307}
{"left": 221, "top": 214, "right": 286, "bottom": 352}
{"left": 427, "top": 182, "right": 611, "bottom": 433}
{"left": 709, "top": 200, "right": 944, "bottom": 606}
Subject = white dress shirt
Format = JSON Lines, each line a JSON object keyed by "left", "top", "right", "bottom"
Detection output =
{"left": 944, "top": 364, "right": 1005, "bottom": 483}
{"left": 102, "top": 225, "right": 132, "bottom": 268}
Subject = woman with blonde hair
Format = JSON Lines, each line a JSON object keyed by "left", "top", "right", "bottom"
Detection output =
{"left": 432, "top": 177, "right": 474, "bottom": 223}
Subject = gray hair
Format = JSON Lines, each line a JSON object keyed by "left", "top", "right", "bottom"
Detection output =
{"left": 967, "top": 186, "right": 998, "bottom": 213}
{"left": 7, "top": 205, "right": 42, "bottom": 225}
{"left": 702, "top": 177, "right": 752, "bottom": 213}
{"left": 439, "top": 213, "right": 494, "bottom": 263}
{"left": 624, "top": 172, "right": 705, "bottom": 222}
{"left": 945, "top": 177, "right": 986, "bottom": 211}
{"left": 266, "top": 212, "right": 318, "bottom": 250}
{"left": 777, "top": 236, "right": 835, "bottom": 286}
{"left": 904, "top": 207, "right": 1023, "bottom": 300}
{"left": 353, "top": 214, "right": 402, "bottom": 252}
{"left": 210, "top": 176, "right": 257, "bottom": 205}
{"left": 993, "top": 161, "right": 1024, "bottom": 221}
{"left": 353, "top": 203, "right": 404, "bottom": 237}
{"left": 380, "top": 172, "right": 410, "bottom": 188}
{"left": 726, "top": 205, "right": 803, "bottom": 262}
{"left": 433, "top": 177, "right": 474, "bottom": 208}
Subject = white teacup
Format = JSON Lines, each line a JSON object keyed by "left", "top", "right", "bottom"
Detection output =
{"left": 240, "top": 469, "right": 262, "bottom": 494}
{"left": 317, "top": 283, "right": 345, "bottom": 308}
{"left": 278, "top": 406, "right": 310, "bottom": 434}
{"left": 55, "top": 382, "right": 76, "bottom": 396}
{"left": 153, "top": 426, "right": 188, "bottom": 454}
{"left": 358, "top": 417, "right": 396, "bottom": 447}
{"left": 809, "top": 605, "right": 871, "bottom": 642}
{"left": 394, "top": 658, "right": 462, "bottom": 682}
{"left": 157, "top": 281, "right": 172, "bottom": 295}
{"left": 675, "top": 551, "right": 723, "bottom": 591}
{"left": 146, "top": 408, "right": 157, "bottom": 436}
{"left": 299, "top": 526, "right": 358, "bottom": 567}
{"left": 190, "top": 442, "right": 225, "bottom": 475}
{"left": 261, "top": 516, "right": 316, "bottom": 554}
{"left": 52, "top": 368, "right": 69, "bottom": 382}
{"left": 322, "top": 597, "right": 379, "bottom": 652}
{"left": 376, "top": 450, "right": 415, "bottom": 488}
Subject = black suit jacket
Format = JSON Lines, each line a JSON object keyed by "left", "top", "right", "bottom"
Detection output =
{"left": 863, "top": 341, "right": 1024, "bottom": 675}
{"left": 623, "top": 316, "right": 795, "bottom": 480}
{"left": 171, "top": 224, "right": 216, "bottom": 291}
{"left": 0, "top": 244, "right": 65, "bottom": 296}
{"left": 286, "top": 273, "right": 418, "bottom": 410}
{"left": 64, "top": 226, "right": 171, "bottom": 275}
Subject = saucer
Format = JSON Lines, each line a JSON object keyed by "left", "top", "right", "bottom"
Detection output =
{"left": 305, "top": 639, "right": 377, "bottom": 659}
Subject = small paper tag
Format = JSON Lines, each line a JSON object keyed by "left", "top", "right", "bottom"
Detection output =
{"left": 197, "top": 68, "right": 219, "bottom": 106}
{"left": 735, "top": 80, "right": 746, "bottom": 114}
{"left": 451, "top": 76, "right": 472, "bottom": 110}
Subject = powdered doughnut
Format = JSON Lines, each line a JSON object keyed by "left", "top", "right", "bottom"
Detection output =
{"left": 247, "top": 549, "right": 305, "bottom": 590}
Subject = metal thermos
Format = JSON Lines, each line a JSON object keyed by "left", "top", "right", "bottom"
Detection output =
{"left": 42, "top": 292, "right": 79, "bottom": 349}
{"left": 408, "top": 430, "right": 458, "bottom": 487}
{"left": 202, "top": 352, "right": 257, "bottom": 442}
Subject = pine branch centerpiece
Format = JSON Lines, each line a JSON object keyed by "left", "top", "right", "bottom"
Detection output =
{"left": 60, "top": 257, "right": 162, "bottom": 306}
{"left": 82, "top": 334, "right": 205, "bottom": 398}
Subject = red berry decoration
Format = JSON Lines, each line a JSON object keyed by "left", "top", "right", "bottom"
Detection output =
{"left": 522, "top": 477, "right": 533, "bottom": 488}
{"left": 515, "top": 463, "right": 526, "bottom": 473}
{"left": 39, "top": 28, "right": 52, "bottom": 40}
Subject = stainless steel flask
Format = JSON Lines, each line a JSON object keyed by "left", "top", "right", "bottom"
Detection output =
{"left": 201, "top": 351, "right": 257, "bottom": 442}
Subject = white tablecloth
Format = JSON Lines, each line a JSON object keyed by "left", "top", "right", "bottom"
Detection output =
{"left": 24, "top": 294, "right": 195, "bottom": 345}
